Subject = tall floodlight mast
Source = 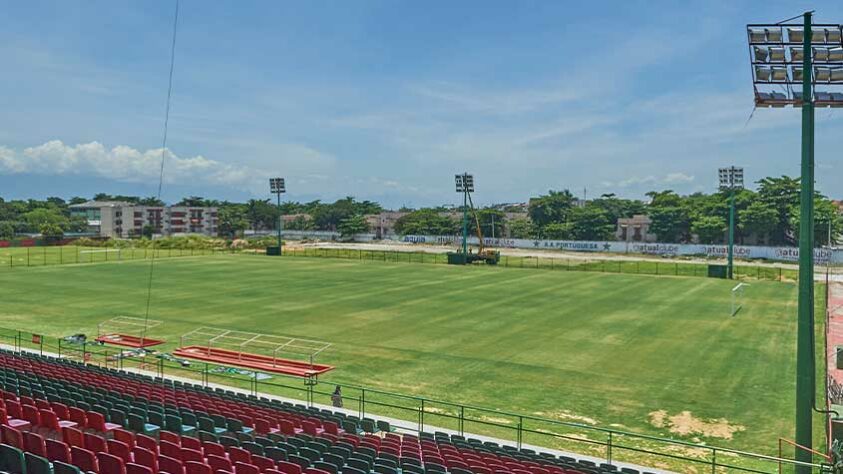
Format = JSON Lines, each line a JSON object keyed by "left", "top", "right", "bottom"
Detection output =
{"left": 747, "top": 13, "right": 843, "bottom": 471}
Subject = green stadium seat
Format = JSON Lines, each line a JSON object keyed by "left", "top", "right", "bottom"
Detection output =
{"left": 24, "top": 452, "right": 52, "bottom": 474}
{"left": 0, "top": 444, "right": 25, "bottom": 474}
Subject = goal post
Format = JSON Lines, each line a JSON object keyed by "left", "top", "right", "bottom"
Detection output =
{"left": 731, "top": 283, "right": 748, "bottom": 316}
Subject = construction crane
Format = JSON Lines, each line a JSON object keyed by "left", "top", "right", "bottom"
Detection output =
{"left": 447, "top": 172, "right": 500, "bottom": 265}
{"left": 464, "top": 191, "right": 500, "bottom": 264}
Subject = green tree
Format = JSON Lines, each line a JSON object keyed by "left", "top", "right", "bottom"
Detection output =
{"left": 285, "top": 215, "right": 314, "bottom": 231}
{"left": 217, "top": 206, "right": 248, "bottom": 238}
{"left": 568, "top": 205, "right": 614, "bottom": 240}
{"left": 756, "top": 176, "right": 801, "bottom": 245}
{"left": 739, "top": 201, "right": 778, "bottom": 244}
{"left": 591, "top": 194, "right": 646, "bottom": 224}
{"left": 691, "top": 215, "right": 727, "bottom": 244}
{"left": 245, "top": 199, "right": 279, "bottom": 231}
{"left": 142, "top": 225, "right": 155, "bottom": 239}
{"left": 39, "top": 223, "right": 64, "bottom": 242}
{"left": 337, "top": 215, "right": 370, "bottom": 239}
{"left": 790, "top": 198, "right": 843, "bottom": 246}
{"left": 648, "top": 206, "right": 690, "bottom": 243}
{"left": 476, "top": 209, "right": 505, "bottom": 238}
{"left": 507, "top": 218, "right": 534, "bottom": 239}
{"left": 394, "top": 209, "right": 458, "bottom": 235}
{"left": 0, "top": 222, "right": 14, "bottom": 239}
{"left": 541, "top": 222, "right": 573, "bottom": 240}
{"left": 22, "top": 208, "right": 68, "bottom": 233}
{"left": 528, "top": 190, "right": 575, "bottom": 229}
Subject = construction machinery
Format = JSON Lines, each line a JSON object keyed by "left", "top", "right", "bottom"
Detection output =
{"left": 447, "top": 173, "right": 500, "bottom": 265}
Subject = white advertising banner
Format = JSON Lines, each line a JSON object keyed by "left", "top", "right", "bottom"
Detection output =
{"left": 396, "top": 235, "right": 842, "bottom": 264}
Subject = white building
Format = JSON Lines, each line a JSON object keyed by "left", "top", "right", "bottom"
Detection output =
{"left": 69, "top": 201, "right": 218, "bottom": 238}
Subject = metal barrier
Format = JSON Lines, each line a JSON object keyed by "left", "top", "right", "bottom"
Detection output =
{"left": 282, "top": 247, "right": 797, "bottom": 282}
{"left": 0, "top": 245, "right": 242, "bottom": 269}
{"left": 0, "top": 327, "right": 832, "bottom": 473}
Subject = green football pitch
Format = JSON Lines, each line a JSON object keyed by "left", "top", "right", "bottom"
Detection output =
{"left": 0, "top": 254, "right": 824, "bottom": 460}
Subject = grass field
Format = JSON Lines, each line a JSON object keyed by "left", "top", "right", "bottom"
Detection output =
{"left": 0, "top": 253, "right": 826, "bottom": 468}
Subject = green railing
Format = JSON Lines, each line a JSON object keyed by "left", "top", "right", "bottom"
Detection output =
{"left": 0, "top": 328, "right": 831, "bottom": 473}
{"left": 0, "top": 245, "right": 243, "bottom": 268}
{"left": 281, "top": 247, "right": 799, "bottom": 282}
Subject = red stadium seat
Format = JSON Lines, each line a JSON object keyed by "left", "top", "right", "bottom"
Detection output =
{"left": 235, "top": 461, "right": 261, "bottom": 474}
{"left": 158, "top": 454, "right": 185, "bottom": 474}
{"left": 126, "top": 463, "right": 154, "bottom": 474}
{"left": 46, "top": 438, "right": 71, "bottom": 463}
{"left": 61, "top": 426, "right": 85, "bottom": 449}
{"left": 185, "top": 460, "right": 213, "bottom": 474}
{"left": 23, "top": 431, "right": 47, "bottom": 457}
{"left": 71, "top": 446, "right": 100, "bottom": 472}
{"left": 98, "top": 451, "right": 128, "bottom": 474}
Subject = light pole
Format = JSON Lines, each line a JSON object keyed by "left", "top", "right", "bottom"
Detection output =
{"left": 455, "top": 173, "right": 474, "bottom": 258}
{"left": 269, "top": 177, "right": 286, "bottom": 256}
{"left": 719, "top": 166, "right": 744, "bottom": 279}
{"left": 747, "top": 15, "right": 842, "bottom": 469}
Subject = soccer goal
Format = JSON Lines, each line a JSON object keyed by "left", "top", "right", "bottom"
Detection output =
{"left": 173, "top": 327, "right": 334, "bottom": 378}
{"left": 731, "top": 283, "right": 748, "bottom": 316}
{"left": 96, "top": 316, "right": 165, "bottom": 348}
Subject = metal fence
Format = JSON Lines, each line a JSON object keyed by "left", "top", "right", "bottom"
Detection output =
{"left": 282, "top": 248, "right": 799, "bottom": 282}
{"left": 0, "top": 245, "right": 243, "bottom": 268}
{"left": 0, "top": 328, "right": 831, "bottom": 473}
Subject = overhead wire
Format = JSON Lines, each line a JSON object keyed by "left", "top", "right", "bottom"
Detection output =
{"left": 141, "top": 0, "right": 180, "bottom": 343}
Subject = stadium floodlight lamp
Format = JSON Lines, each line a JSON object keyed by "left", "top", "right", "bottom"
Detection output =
{"left": 455, "top": 173, "right": 474, "bottom": 193}
{"left": 269, "top": 177, "right": 286, "bottom": 194}
{"left": 718, "top": 166, "right": 744, "bottom": 190}
{"left": 748, "top": 20, "right": 843, "bottom": 108}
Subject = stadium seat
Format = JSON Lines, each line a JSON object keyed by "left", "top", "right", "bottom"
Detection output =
{"left": 46, "top": 438, "right": 71, "bottom": 463}
{"left": 0, "top": 443, "right": 25, "bottom": 473}
{"left": 53, "top": 460, "right": 83, "bottom": 474}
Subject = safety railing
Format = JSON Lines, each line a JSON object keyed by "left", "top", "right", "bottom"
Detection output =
{"left": 0, "top": 327, "right": 832, "bottom": 473}
{"left": 0, "top": 245, "right": 244, "bottom": 269}
{"left": 281, "top": 247, "right": 798, "bottom": 282}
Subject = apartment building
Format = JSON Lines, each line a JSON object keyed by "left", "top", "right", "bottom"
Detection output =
{"left": 70, "top": 201, "right": 218, "bottom": 238}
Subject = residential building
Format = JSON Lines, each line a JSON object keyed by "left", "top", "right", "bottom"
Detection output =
{"left": 70, "top": 201, "right": 218, "bottom": 238}
{"left": 365, "top": 211, "right": 408, "bottom": 239}
{"left": 616, "top": 215, "right": 657, "bottom": 243}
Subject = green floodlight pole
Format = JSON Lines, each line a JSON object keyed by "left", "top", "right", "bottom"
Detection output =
{"left": 795, "top": 11, "right": 815, "bottom": 472}
{"left": 728, "top": 188, "right": 735, "bottom": 279}
{"left": 462, "top": 182, "right": 469, "bottom": 258}
{"left": 270, "top": 177, "right": 286, "bottom": 256}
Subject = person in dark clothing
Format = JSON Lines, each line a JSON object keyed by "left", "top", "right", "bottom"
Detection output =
{"left": 331, "top": 385, "right": 343, "bottom": 408}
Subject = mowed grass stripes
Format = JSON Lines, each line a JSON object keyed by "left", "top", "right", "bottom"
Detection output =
{"left": 0, "top": 254, "right": 818, "bottom": 454}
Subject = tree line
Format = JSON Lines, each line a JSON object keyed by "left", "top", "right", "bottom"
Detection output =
{"left": 1, "top": 175, "right": 839, "bottom": 245}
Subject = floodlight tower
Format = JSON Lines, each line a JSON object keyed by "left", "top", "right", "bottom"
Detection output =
{"left": 455, "top": 173, "right": 474, "bottom": 258}
{"left": 269, "top": 177, "right": 286, "bottom": 255}
{"left": 747, "top": 14, "right": 843, "bottom": 469}
{"left": 718, "top": 166, "right": 744, "bottom": 279}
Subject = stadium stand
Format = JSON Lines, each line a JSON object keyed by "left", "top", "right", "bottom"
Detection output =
{"left": 0, "top": 350, "right": 652, "bottom": 474}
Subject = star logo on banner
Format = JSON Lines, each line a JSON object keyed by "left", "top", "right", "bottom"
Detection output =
{"left": 603, "top": 243, "right": 611, "bottom": 251}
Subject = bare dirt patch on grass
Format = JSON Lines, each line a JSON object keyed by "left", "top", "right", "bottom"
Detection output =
{"left": 649, "top": 410, "right": 745, "bottom": 440}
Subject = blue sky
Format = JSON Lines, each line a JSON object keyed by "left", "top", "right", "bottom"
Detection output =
{"left": 1, "top": 1, "right": 841, "bottom": 207}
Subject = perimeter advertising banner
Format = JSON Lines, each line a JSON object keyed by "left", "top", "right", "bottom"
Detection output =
{"left": 396, "top": 235, "right": 842, "bottom": 264}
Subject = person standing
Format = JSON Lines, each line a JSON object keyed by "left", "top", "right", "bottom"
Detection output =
{"left": 331, "top": 385, "right": 343, "bottom": 408}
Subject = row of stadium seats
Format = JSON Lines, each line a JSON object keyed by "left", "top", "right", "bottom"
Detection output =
{"left": 0, "top": 350, "right": 653, "bottom": 474}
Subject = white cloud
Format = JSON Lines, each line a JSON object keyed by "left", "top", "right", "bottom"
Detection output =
{"left": 0, "top": 140, "right": 335, "bottom": 194}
